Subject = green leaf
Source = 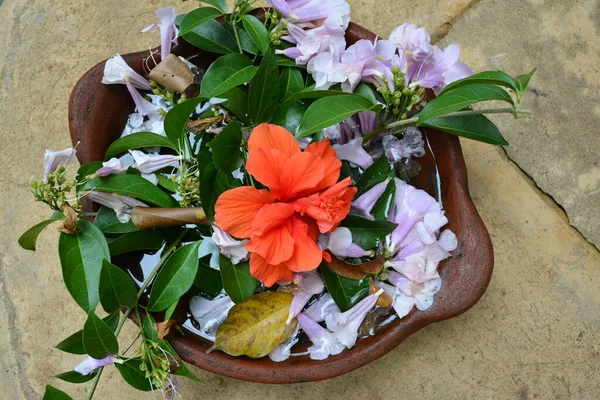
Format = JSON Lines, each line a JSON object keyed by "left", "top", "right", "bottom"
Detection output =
{"left": 148, "top": 241, "right": 201, "bottom": 312}
{"left": 280, "top": 67, "right": 305, "bottom": 102}
{"left": 219, "top": 255, "right": 259, "bottom": 303}
{"left": 116, "top": 358, "right": 155, "bottom": 391}
{"left": 182, "top": 19, "right": 236, "bottom": 55}
{"left": 99, "top": 260, "right": 138, "bottom": 314}
{"left": 248, "top": 49, "right": 280, "bottom": 124}
{"left": 160, "top": 340, "right": 204, "bottom": 382}
{"left": 340, "top": 215, "right": 397, "bottom": 249}
{"left": 354, "top": 155, "right": 393, "bottom": 197}
{"left": 201, "top": 53, "right": 258, "bottom": 98}
{"left": 222, "top": 87, "right": 250, "bottom": 124}
{"left": 199, "top": 159, "right": 241, "bottom": 221}
{"left": 439, "top": 71, "right": 520, "bottom": 96}
{"left": 163, "top": 298, "right": 179, "bottom": 321}
{"left": 82, "top": 174, "right": 179, "bottom": 208}
{"left": 207, "top": 120, "right": 243, "bottom": 172}
{"left": 108, "top": 230, "right": 165, "bottom": 256}
{"left": 157, "top": 174, "right": 178, "bottom": 193}
{"left": 354, "top": 82, "right": 378, "bottom": 105}
{"left": 320, "top": 263, "right": 370, "bottom": 312}
{"left": 58, "top": 220, "right": 110, "bottom": 311}
{"left": 76, "top": 161, "right": 103, "bottom": 185}
{"left": 417, "top": 84, "right": 514, "bottom": 125}
{"left": 56, "top": 370, "right": 97, "bottom": 384}
{"left": 93, "top": 206, "right": 138, "bottom": 234}
{"left": 296, "top": 95, "right": 374, "bottom": 137}
{"left": 274, "top": 101, "right": 305, "bottom": 133}
{"left": 516, "top": 68, "right": 537, "bottom": 99}
{"left": 55, "top": 314, "right": 118, "bottom": 354}
{"left": 164, "top": 97, "right": 205, "bottom": 145}
{"left": 284, "top": 87, "right": 342, "bottom": 102}
{"left": 18, "top": 211, "right": 64, "bottom": 251}
{"left": 194, "top": 256, "right": 223, "bottom": 297}
{"left": 178, "top": 7, "right": 222, "bottom": 37}
{"left": 371, "top": 179, "right": 396, "bottom": 220}
{"left": 82, "top": 311, "right": 119, "bottom": 359}
{"left": 242, "top": 15, "right": 269, "bottom": 54}
{"left": 202, "top": 0, "right": 227, "bottom": 13}
{"left": 230, "top": 24, "right": 259, "bottom": 54}
{"left": 423, "top": 114, "right": 509, "bottom": 146}
{"left": 143, "top": 314, "right": 160, "bottom": 342}
{"left": 104, "top": 132, "right": 177, "bottom": 161}
{"left": 42, "top": 385, "right": 73, "bottom": 400}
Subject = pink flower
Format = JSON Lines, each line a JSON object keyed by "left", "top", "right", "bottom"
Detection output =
{"left": 287, "top": 271, "right": 325, "bottom": 324}
{"left": 102, "top": 54, "right": 152, "bottom": 90}
{"left": 333, "top": 137, "right": 373, "bottom": 170}
{"left": 269, "top": 0, "right": 350, "bottom": 27}
{"left": 340, "top": 39, "right": 396, "bottom": 92}
{"left": 351, "top": 179, "right": 390, "bottom": 220}
{"left": 142, "top": 7, "right": 178, "bottom": 61}
{"left": 74, "top": 355, "right": 122, "bottom": 376}
{"left": 324, "top": 111, "right": 379, "bottom": 144}
{"left": 43, "top": 147, "right": 77, "bottom": 183}
{"left": 91, "top": 157, "right": 127, "bottom": 178}
{"left": 389, "top": 23, "right": 432, "bottom": 63}
{"left": 302, "top": 293, "right": 339, "bottom": 322}
{"left": 410, "top": 44, "right": 472, "bottom": 94}
{"left": 376, "top": 270, "right": 441, "bottom": 318}
{"left": 129, "top": 150, "right": 182, "bottom": 174}
{"left": 211, "top": 225, "right": 249, "bottom": 264}
{"left": 125, "top": 83, "right": 162, "bottom": 117}
{"left": 85, "top": 191, "right": 147, "bottom": 223}
{"left": 297, "top": 313, "right": 345, "bottom": 360}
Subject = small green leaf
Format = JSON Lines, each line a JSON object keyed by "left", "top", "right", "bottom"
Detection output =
{"left": 104, "top": 132, "right": 177, "bottom": 161}
{"left": 248, "top": 49, "right": 280, "bottom": 124}
{"left": 182, "top": 19, "right": 236, "bottom": 55}
{"left": 355, "top": 155, "right": 393, "bottom": 197}
{"left": 143, "top": 314, "right": 159, "bottom": 341}
{"left": 116, "top": 358, "right": 155, "bottom": 391}
{"left": 163, "top": 299, "right": 179, "bottom": 321}
{"left": 164, "top": 97, "right": 206, "bottom": 145}
{"left": 417, "top": 84, "right": 514, "bottom": 125}
{"left": 320, "top": 263, "right": 370, "bottom": 312}
{"left": 55, "top": 314, "right": 118, "bottom": 354}
{"left": 82, "top": 174, "right": 179, "bottom": 208}
{"left": 211, "top": 292, "right": 296, "bottom": 357}
{"left": 42, "top": 385, "right": 73, "bottom": 400}
{"left": 354, "top": 82, "right": 378, "bottom": 105}
{"left": 201, "top": 53, "right": 258, "bottom": 98}
{"left": 203, "top": 0, "right": 227, "bottom": 12}
{"left": 280, "top": 67, "right": 305, "bottom": 102}
{"left": 108, "top": 230, "right": 165, "bottom": 256}
{"left": 56, "top": 371, "right": 97, "bottom": 384}
{"left": 516, "top": 68, "right": 537, "bottom": 99}
{"left": 193, "top": 256, "right": 223, "bottom": 297}
{"left": 230, "top": 24, "right": 258, "bottom": 54}
{"left": 148, "top": 241, "right": 201, "bottom": 312}
{"left": 178, "top": 7, "right": 222, "bottom": 37}
{"left": 439, "top": 71, "right": 520, "bottom": 96}
{"left": 207, "top": 120, "right": 243, "bottom": 173}
{"left": 222, "top": 87, "right": 250, "bottom": 124}
{"left": 296, "top": 95, "right": 374, "bottom": 137}
{"left": 199, "top": 158, "right": 242, "bottom": 221}
{"left": 219, "top": 255, "right": 259, "bottom": 303}
{"left": 18, "top": 211, "right": 65, "bottom": 251}
{"left": 76, "top": 161, "right": 103, "bottom": 186}
{"left": 285, "top": 87, "right": 343, "bottom": 102}
{"left": 99, "top": 260, "right": 138, "bottom": 314}
{"left": 371, "top": 179, "right": 396, "bottom": 220}
{"left": 93, "top": 206, "right": 138, "bottom": 234}
{"left": 242, "top": 15, "right": 269, "bottom": 54}
{"left": 83, "top": 311, "right": 119, "bottom": 359}
{"left": 157, "top": 174, "right": 178, "bottom": 193}
{"left": 340, "top": 215, "right": 397, "bottom": 249}
{"left": 274, "top": 101, "right": 305, "bottom": 133}
{"left": 423, "top": 114, "right": 509, "bottom": 146}
{"left": 59, "top": 220, "right": 110, "bottom": 311}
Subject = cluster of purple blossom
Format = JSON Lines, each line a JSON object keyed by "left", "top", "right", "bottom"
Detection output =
{"left": 270, "top": 0, "right": 471, "bottom": 94}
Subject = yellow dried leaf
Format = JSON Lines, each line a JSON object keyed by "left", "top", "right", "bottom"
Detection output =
{"left": 209, "top": 292, "right": 297, "bottom": 358}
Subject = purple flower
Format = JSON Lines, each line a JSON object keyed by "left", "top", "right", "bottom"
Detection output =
{"left": 324, "top": 110, "right": 379, "bottom": 144}
{"left": 303, "top": 293, "right": 339, "bottom": 322}
{"left": 351, "top": 179, "right": 390, "bottom": 220}
{"left": 102, "top": 54, "right": 152, "bottom": 90}
{"left": 389, "top": 23, "right": 432, "bottom": 63}
{"left": 395, "top": 212, "right": 457, "bottom": 260}
{"left": 43, "top": 147, "right": 77, "bottom": 183}
{"left": 410, "top": 44, "right": 472, "bottom": 94}
{"left": 324, "top": 227, "right": 369, "bottom": 258}
{"left": 268, "top": 325, "right": 300, "bottom": 362}
{"left": 212, "top": 225, "right": 249, "bottom": 264}
{"left": 125, "top": 83, "right": 162, "bottom": 117}
{"left": 388, "top": 270, "right": 441, "bottom": 317}
{"left": 333, "top": 138, "right": 373, "bottom": 170}
{"left": 269, "top": 0, "right": 351, "bottom": 27}
{"left": 129, "top": 150, "right": 182, "bottom": 174}
{"left": 189, "top": 295, "right": 235, "bottom": 342}
{"left": 287, "top": 271, "right": 325, "bottom": 324}
{"left": 382, "top": 127, "right": 425, "bottom": 164}
{"left": 91, "top": 157, "right": 127, "bottom": 178}
{"left": 142, "top": 7, "right": 178, "bottom": 61}
{"left": 307, "top": 50, "right": 347, "bottom": 90}
{"left": 325, "top": 289, "right": 383, "bottom": 348}
{"left": 340, "top": 39, "right": 396, "bottom": 92}
{"left": 74, "top": 355, "right": 122, "bottom": 376}
{"left": 85, "top": 191, "right": 147, "bottom": 223}
{"left": 297, "top": 313, "right": 345, "bottom": 360}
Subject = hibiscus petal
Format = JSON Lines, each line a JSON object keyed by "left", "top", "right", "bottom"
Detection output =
{"left": 247, "top": 214, "right": 295, "bottom": 265}
{"left": 246, "top": 148, "right": 287, "bottom": 196}
{"left": 249, "top": 252, "right": 294, "bottom": 287}
{"left": 251, "top": 202, "right": 296, "bottom": 236}
{"left": 279, "top": 152, "right": 325, "bottom": 200}
{"left": 248, "top": 123, "right": 301, "bottom": 158}
{"left": 214, "top": 186, "right": 274, "bottom": 239}
{"left": 284, "top": 217, "right": 323, "bottom": 272}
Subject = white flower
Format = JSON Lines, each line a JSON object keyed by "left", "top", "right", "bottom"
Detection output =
{"left": 189, "top": 295, "right": 235, "bottom": 342}
{"left": 211, "top": 225, "right": 249, "bottom": 264}
{"left": 142, "top": 7, "right": 178, "bottom": 61}
{"left": 74, "top": 355, "right": 122, "bottom": 376}
{"left": 85, "top": 191, "right": 147, "bottom": 223}
{"left": 102, "top": 54, "right": 151, "bottom": 90}
{"left": 43, "top": 147, "right": 77, "bottom": 183}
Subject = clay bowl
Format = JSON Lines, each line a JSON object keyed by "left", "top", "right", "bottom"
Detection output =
{"left": 69, "top": 19, "right": 493, "bottom": 384}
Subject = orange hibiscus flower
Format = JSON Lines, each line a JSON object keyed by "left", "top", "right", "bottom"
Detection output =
{"left": 214, "top": 124, "right": 357, "bottom": 287}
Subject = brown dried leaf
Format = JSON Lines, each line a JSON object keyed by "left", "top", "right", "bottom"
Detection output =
{"left": 325, "top": 251, "right": 386, "bottom": 280}
{"left": 208, "top": 292, "right": 297, "bottom": 358}
{"left": 156, "top": 319, "right": 177, "bottom": 340}
{"left": 130, "top": 207, "right": 209, "bottom": 230}
{"left": 187, "top": 116, "right": 223, "bottom": 133}
{"left": 57, "top": 204, "right": 78, "bottom": 234}
{"left": 148, "top": 54, "right": 194, "bottom": 93}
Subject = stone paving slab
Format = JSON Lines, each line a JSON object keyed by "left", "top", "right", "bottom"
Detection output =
{"left": 1, "top": 0, "right": 599, "bottom": 399}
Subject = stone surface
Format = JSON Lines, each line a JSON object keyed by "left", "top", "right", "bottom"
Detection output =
{"left": 0, "top": 0, "right": 599, "bottom": 399}
{"left": 439, "top": 0, "right": 600, "bottom": 250}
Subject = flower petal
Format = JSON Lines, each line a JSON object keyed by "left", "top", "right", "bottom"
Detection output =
{"left": 246, "top": 148, "right": 287, "bottom": 195}
{"left": 278, "top": 152, "right": 325, "bottom": 200}
{"left": 248, "top": 123, "right": 301, "bottom": 158}
{"left": 247, "top": 209, "right": 295, "bottom": 265}
{"left": 285, "top": 217, "right": 323, "bottom": 272}
{"left": 249, "top": 252, "right": 294, "bottom": 287}
{"left": 214, "top": 186, "right": 274, "bottom": 239}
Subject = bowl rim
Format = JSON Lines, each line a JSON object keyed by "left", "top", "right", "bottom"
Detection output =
{"left": 68, "top": 19, "right": 494, "bottom": 384}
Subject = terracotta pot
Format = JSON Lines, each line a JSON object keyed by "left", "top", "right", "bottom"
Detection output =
{"left": 69, "top": 18, "right": 493, "bottom": 384}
